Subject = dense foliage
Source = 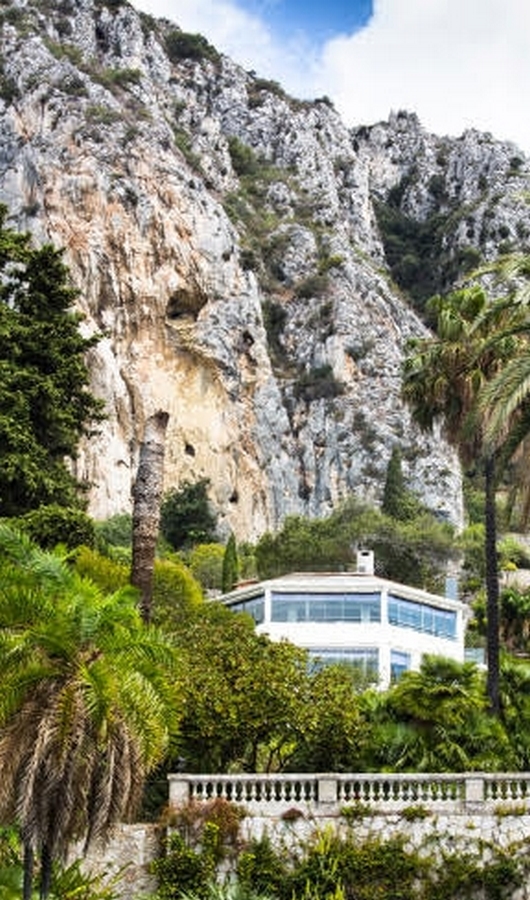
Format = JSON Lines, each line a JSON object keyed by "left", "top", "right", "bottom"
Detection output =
{"left": 161, "top": 479, "right": 217, "bottom": 551}
{"left": 0, "top": 525, "right": 180, "bottom": 898}
{"left": 0, "top": 207, "right": 103, "bottom": 517}
{"left": 152, "top": 814, "right": 527, "bottom": 900}
{"left": 255, "top": 496, "right": 455, "bottom": 592}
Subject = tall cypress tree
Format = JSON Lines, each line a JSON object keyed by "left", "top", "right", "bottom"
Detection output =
{"left": 381, "top": 447, "right": 407, "bottom": 519}
{"left": 222, "top": 532, "right": 239, "bottom": 592}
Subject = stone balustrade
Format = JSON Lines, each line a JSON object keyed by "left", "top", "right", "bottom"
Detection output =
{"left": 168, "top": 772, "right": 530, "bottom": 815}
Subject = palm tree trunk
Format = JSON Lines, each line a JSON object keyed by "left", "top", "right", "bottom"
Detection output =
{"left": 131, "top": 410, "right": 169, "bottom": 624}
{"left": 484, "top": 453, "right": 501, "bottom": 716}
{"left": 39, "top": 844, "right": 52, "bottom": 900}
{"left": 22, "top": 842, "right": 33, "bottom": 900}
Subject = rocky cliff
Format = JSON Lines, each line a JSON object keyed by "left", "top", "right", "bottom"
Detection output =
{"left": 1, "top": 0, "right": 529, "bottom": 539}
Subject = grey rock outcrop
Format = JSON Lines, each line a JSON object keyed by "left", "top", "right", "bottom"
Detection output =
{"left": 1, "top": 0, "right": 527, "bottom": 539}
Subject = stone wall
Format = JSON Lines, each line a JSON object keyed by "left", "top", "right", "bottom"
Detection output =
{"left": 91, "top": 773, "right": 530, "bottom": 898}
{"left": 80, "top": 823, "right": 159, "bottom": 899}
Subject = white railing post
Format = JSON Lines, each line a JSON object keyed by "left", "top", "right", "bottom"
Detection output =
{"left": 318, "top": 777, "right": 338, "bottom": 805}
{"left": 464, "top": 774, "right": 485, "bottom": 807}
{"left": 168, "top": 776, "right": 190, "bottom": 806}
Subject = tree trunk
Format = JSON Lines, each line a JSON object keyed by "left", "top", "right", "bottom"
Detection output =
{"left": 22, "top": 842, "right": 33, "bottom": 900}
{"left": 131, "top": 410, "right": 169, "bottom": 624}
{"left": 39, "top": 844, "right": 52, "bottom": 900}
{"left": 484, "top": 453, "right": 501, "bottom": 716}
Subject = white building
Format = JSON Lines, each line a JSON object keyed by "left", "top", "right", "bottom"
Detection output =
{"left": 219, "top": 552, "right": 468, "bottom": 687}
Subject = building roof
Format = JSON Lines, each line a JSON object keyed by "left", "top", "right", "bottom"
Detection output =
{"left": 220, "top": 570, "right": 466, "bottom": 614}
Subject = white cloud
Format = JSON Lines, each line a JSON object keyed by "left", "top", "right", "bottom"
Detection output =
{"left": 132, "top": 0, "right": 530, "bottom": 153}
{"left": 319, "top": 0, "right": 530, "bottom": 152}
{"left": 133, "top": 0, "right": 321, "bottom": 87}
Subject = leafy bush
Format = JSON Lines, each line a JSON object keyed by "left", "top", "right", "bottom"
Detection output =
{"left": 318, "top": 254, "right": 344, "bottom": 273}
{"left": 17, "top": 504, "right": 95, "bottom": 549}
{"left": 50, "top": 859, "right": 122, "bottom": 899}
{"left": 262, "top": 300, "right": 287, "bottom": 360}
{"left": 164, "top": 798, "right": 245, "bottom": 859}
{"left": 237, "top": 834, "right": 289, "bottom": 897}
{"left": 293, "top": 365, "right": 344, "bottom": 402}
{"left": 153, "top": 832, "right": 214, "bottom": 899}
{"left": 188, "top": 543, "right": 225, "bottom": 592}
{"left": 165, "top": 30, "right": 220, "bottom": 64}
{"left": 95, "top": 67, "right": 142, "bottom": 89}
{"left": 255, "top": 496, "right": 455, "bottom": 589}
{"left": 151, "top": 557, "right": 204, "bottom": 629}
{"left": 222, "top": 533, "right": 239, "bottom": 592}
{"left": 161, "top": 479, "right": 217, "bottom": 550}
{"left": 94, "top": 512, "right": 132, "bottom": 551}
{"left": 74, "top": 545, "right": 129, "bottom": 593}
{"left": 228, "top": 137, "right": 259, "bottom": 177}
{"left": 294, "top": 273, "right": 329, "bottom": 299}
{"left": 236, "top": 829, "right": 525, "bottom": 900}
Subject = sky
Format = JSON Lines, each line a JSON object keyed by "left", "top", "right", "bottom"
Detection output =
{"left": 132, "top": 0, "right": 530, "bottom": 154}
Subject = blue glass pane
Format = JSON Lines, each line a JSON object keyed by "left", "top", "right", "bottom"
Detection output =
{"left": 271, "top": 591, "right": 380, "bottom": 623}
{"left": 310, "top": 647, "right": 379, "bottom": 677}
{"left": 388, "top": 594, "right": 456, "bottom": 640}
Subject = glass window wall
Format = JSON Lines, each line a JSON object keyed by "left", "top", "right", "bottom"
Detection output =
{"left": 270, "top": 591, "right": 381, "bottom": 623}
{"left": 387, "top": 594, "right": 456, "bottom": 639}
{"left": 228, "top": 594, "right": 265, "bottom": 625}
{"left": 310, "top": 647, "right": 379, "bottom": 678}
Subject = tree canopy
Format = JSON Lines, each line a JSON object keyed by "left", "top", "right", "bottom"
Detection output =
{"left": 160, "top": 478, "right": 217, "bottom": 550}
{"left": 254, "top": 497, "right": 455, "bottom": 592}
{"left": 0, "top": 207, "right": 103, "bottom": 517}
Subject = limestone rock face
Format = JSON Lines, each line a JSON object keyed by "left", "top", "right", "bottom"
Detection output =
{"left": 1, "top": 1, "right": 528, "bottom": 539}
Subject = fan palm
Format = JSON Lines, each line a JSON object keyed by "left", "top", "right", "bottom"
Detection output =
{"left": 473, "top": 254, "right": 530, "bottom": 526}
{"left": 382, "top": 656, "right": 511, "bottom": 771}
{"left": 402, "top": 286, "right": 520, "bottom": 714}
{"left": 0, "top": 524, "right": 180, "bottom": 899}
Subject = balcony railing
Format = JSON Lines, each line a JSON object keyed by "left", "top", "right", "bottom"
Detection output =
{"left": 168, "top": 772, "right": 530, "bottom": 814}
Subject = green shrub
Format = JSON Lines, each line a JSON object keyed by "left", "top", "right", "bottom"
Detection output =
{"left": 152, "top": 557, "right": 204, "bottom": 629}
{"left": 228, "top": 136, "right": 259, "bottom": 177}
{"left": 44, "top": 39, "right": 83, "bottom": 65}
{"left": 17, "top": 504, "right": 95, "bottom": 550}
{"left": 237, "top": 835, "right": 289, "bottom": 898}
{"left": 86, "top": 104, "right": 123, "bottom": 125}
{"left": 153, "top": 832, "right": 213, "bottom": 899}
{"left": 222, "top": 533, "right": 239, "bottom": 592}
{"left": 318, "top": 254, "right": 344, "bottom": 274}
{"left": 399, "top": 804, "right": 432, "bottom": 821}
{"left": 293, "top": 365, "right": 344, "bottom": 402}
{"left": 164, "top": 798, "right": 245, "bottom": 859}
{"left": 294, "top": 273, "right": 329, "bottom": 299}
{"left": 287, "top": 830, "right": 420, "bottom": 900}
{"left": 172, "top": 127, "right": 202, "bottom": 170}
{"left": 188, "top": 542, "right": 225, "bottom": 592}
{"left": 74, "top": 545, "right": 129, "bottom": 593}
{"left": 0, "top": 75, "right": 19, "bottom": 103}
{"left": 340, "top": 803, "right": 372, "bottom": 822}
{"left": 94, "top": 512, "right": 132, "bottom": 551}
{"left": 160, "top": 479, "right": 217, "bottom": 551}
{"left": 165, "top": 30, "right": 220, "bottom": 64}
{"left": 95, "top": 67, "right": 142, "bottom": 89}
{"left": 262, "top": 300, "right": 287, "bottom": 360}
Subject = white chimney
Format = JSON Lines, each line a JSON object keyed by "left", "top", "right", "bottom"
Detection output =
{"left": 356, "top": 549, "right": 374, "bottom": 575}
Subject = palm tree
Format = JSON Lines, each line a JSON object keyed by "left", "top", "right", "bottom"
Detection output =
{"left": 376, "top": 656, "right": 512, "bottom": 772}
{"left": 0, "top": 524, "right": 180, "bottom": 899}
{"left": 402, "top": 286, "right": 519, "bottom": 715}
{"left": 132, "top": 409, "right": 170, "bottom": 623}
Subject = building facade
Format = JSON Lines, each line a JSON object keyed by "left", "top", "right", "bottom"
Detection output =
{"left": 219, "top": 552, "right": 468, "bottom": 687}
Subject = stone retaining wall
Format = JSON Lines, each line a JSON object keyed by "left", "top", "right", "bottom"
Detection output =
{"left": 91, "top": 774, "right": 530, "bottom": 898}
